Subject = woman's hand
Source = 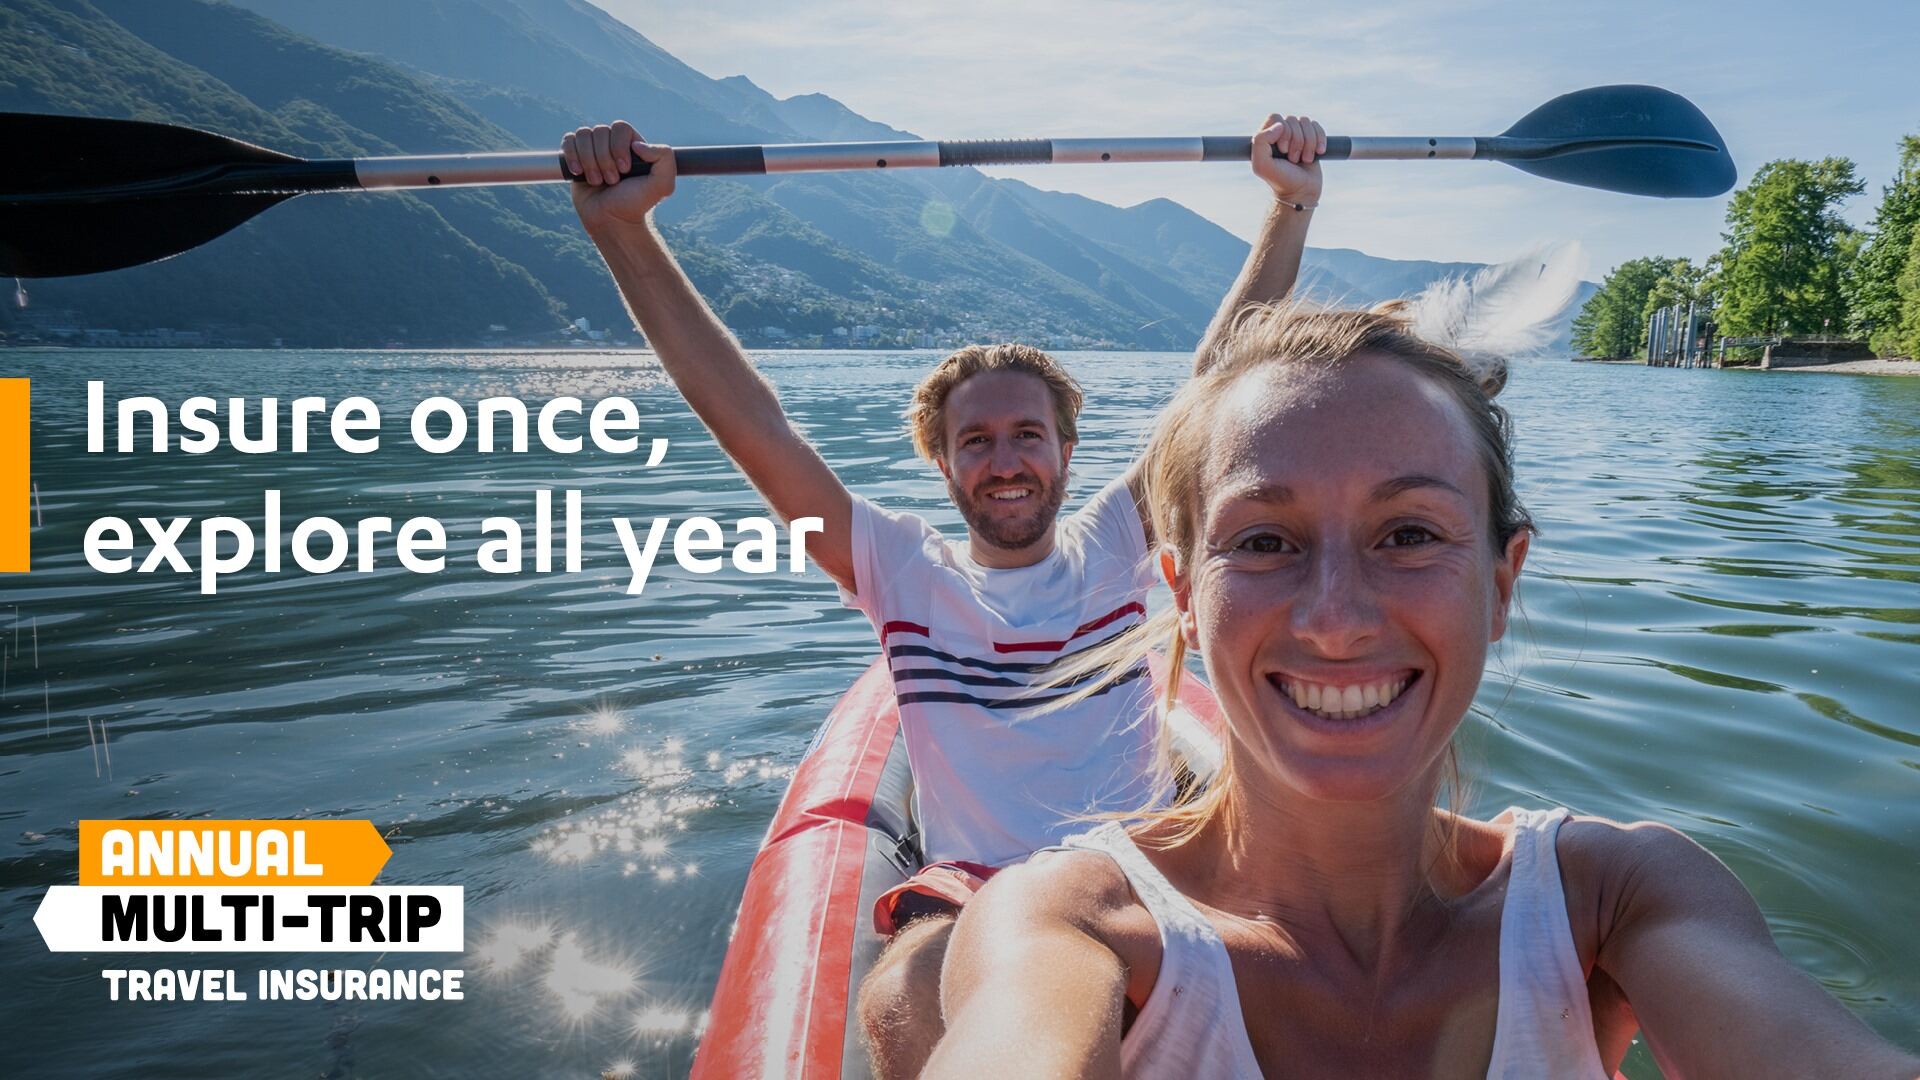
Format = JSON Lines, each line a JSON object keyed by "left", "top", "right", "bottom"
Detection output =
{"left": 562, "top": 120, "right": 676, "bottom": 232}
{"left": 1253, "top": 113, "right": 1325, "bottom": 207}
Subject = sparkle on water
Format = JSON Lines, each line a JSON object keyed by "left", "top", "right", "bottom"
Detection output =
{"left": 543, "top": 932, "right": 639, "bottom": 1022}
{"left": 631, "top": 1003, "right": 692, "bottom": 1037}
{"left": 577, "top": 703, "right": 626, "bottom": 737}
{"left": 473, "top": 919, "right": 555, "bottom": 974}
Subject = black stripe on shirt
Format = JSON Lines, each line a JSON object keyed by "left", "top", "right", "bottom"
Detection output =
{"left": 893, "top": 662, "right": 1149, "bottom": 710}
{"left": 889, "top": 664, "right": 1115, "bottom": 690}
{"left": 884, "top": 621, "right": 1141, "bottom": 677}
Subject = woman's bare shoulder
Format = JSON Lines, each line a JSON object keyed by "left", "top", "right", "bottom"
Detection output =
{"left": 1468, "top": 807, "right": 1722, "bottom": 882}
{"left": 1443, "top": 808, "right": 1736, "bottom": 933}
{"left": 1554, "top": 813, "right": 1728, "bottom": 885}
{"left": 1546, "top": 812, "right": 1757, "bottom": 949}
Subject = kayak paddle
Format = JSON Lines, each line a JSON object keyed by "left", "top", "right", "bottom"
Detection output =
{"left": 0, "top": 84, "right": 1732, "bottom": 278}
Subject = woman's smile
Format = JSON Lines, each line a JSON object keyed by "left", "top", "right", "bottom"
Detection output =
{"left": 1263, "top": 668, "right": 1425, "bottom": 744}
{"left": 1270, "top": 669, "right": 1420, "bottom": 721}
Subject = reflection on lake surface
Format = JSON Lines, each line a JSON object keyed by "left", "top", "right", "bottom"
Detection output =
{"left": 1, "top": 350, "right": 1916, "bottom": 1078}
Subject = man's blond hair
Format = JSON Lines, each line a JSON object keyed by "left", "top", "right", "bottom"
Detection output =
{"left": 905, "top": 344, "right": 1084, "bottom": 461}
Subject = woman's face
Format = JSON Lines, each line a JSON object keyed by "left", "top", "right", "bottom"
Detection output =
{"left": 1175, "top": 352, "right": 1529, "bottom": 804}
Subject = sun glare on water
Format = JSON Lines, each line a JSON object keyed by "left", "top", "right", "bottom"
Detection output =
{"left": 577, "top": 704, "right": 626, "bottom": 737}
{"left": 631, "top": 1003, "right": 690, "bottom": 1037}
{"left": 474, "top": 920, "right": 555, "bottom": 974}
{"left": 544, "top": 933, "right": 639, "bottom": 1021}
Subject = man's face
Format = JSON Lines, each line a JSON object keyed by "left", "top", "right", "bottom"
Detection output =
{"left": 937, "top": 370, "right": 1074, "bottom": 555}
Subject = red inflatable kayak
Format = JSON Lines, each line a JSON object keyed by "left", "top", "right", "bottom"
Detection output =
{"left": 692, "top": 654, "right": 1221, "bottom": 1079}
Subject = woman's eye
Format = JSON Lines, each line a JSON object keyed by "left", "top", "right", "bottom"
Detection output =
{"left": 1235, "top": 533, "right": 1290, "bottom": 554}
{"left": 1385, "top": 524, "right": 1437, "bottom": 547}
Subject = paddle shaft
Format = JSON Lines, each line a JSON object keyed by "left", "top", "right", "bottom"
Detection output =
{"left": 338, "top": 133, "right": 1713, "bottom": 192}
{"left": 349, "top": 135, "right": 1414, "bottom": 190}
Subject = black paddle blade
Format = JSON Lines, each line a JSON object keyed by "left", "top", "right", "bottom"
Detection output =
{"left": 1487, "top": 85, "right": 1735, "bottom": 198}
{"left": 1, "top": 112, "right": 301, "bottom": 197}
{"left": 0, "top": 189, "right": 293, "bottom": 277}
{"left": 0, "top": 113, "right": 350, "bottom": 277}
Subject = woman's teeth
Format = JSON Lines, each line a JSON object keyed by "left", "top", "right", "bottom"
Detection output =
{"left": 1280, "top": 675, "right": 1411, "bottom": 721}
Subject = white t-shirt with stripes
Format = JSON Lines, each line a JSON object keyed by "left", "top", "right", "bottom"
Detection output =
{"left": 842, "top": 475, "right": 1160, "bottom": 867}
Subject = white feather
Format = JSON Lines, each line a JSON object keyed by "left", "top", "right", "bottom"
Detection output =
{"left": 1404, "top": 242, "right": 1586, "bottom": 386}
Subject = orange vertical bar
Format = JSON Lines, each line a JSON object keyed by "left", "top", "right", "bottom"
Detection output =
{"left": 0, "top": 378, "right": 27, "bottom": 572}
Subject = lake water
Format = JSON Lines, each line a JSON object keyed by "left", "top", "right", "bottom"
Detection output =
{"left": 1, "top": 349, "right": 1916, "bottom": 1078}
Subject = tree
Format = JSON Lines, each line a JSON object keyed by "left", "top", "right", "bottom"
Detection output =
{"left": 1896, "top": 227, "right": 1920, "bottom": 359}
{"left": 1845, "top": 135, "right": 1920, "bottom": 355}
{"left": 1570, "top": 256, "right": 1681, "bottom": 358}
{"left": 1641, "top": 258, "right": 1711, "bottom": 323}
{"left": 1710, "top": 158, "right": 1864, "bottom": 337}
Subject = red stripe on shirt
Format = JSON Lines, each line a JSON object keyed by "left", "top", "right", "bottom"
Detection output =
{"left": 991, "top": 601, "right": 1146, "bottom": 654}
{"left": 882, "top": 602, "right": 1145, "bottom": 655}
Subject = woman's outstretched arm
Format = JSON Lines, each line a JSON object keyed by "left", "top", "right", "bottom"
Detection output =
{"left": 1593, "top": 822, "right": 1920, "bottom": 1079}
{"left": 924, "top": 857, "right": 1132, "bottom": 1080}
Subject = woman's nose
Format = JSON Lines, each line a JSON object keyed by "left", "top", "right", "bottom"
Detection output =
{"left": 1290, "top": 547, "right": 1381, "bottom": 656}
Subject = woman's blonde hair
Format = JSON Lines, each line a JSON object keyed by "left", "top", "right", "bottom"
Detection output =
{"left": 906, "top": 343, "right": 1084, "bottom": 462}
{"left": 1068, "top": 299, "right": 1533, "bottom": 847}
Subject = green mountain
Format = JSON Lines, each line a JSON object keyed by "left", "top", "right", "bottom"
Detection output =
{"left": 223, "top": 0, "right": 797, "bottom": 146}
{"left": 1, "top": 0, "right": 610, "bottom": 344}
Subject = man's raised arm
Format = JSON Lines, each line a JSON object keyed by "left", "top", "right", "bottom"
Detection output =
{"left": 1193, "top": 113, "right": 1327, "bottom": 372}
{"left": 565, "top": 122, "right": 857, "bottom": 592}
{"left": 1123, "top": 114, "right": 1326, "bottom": 536}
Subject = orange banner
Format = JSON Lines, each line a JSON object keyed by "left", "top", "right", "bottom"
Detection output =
{"left": 0, "top": 378, "right": 25, "bottom": 573}
{"left": 78, "top": 820, "right": 392, "bottom": 886}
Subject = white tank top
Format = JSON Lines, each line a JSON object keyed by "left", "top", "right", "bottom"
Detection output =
{"left": 1062, "top": 807, "right": 1609, "bottom": 1078}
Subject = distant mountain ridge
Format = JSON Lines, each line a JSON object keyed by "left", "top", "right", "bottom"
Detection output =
{"left": 3, "top": 0, "right": 1592, "bottom": 349}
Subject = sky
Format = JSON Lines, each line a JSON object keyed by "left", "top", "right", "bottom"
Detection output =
{"left": 596, "top": 0, "right": 1919, "bottom": 278}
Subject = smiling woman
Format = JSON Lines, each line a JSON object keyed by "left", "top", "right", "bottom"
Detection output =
{"left": 924, "top": 301, "right": 1920, "bottom": 1079}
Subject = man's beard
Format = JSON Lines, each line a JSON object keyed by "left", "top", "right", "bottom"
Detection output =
{"left": 948, "top": 470, "right": 1069, "bottom": 552}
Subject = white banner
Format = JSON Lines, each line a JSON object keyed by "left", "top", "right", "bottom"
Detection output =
{"left": 34, "top": 887, "right": 464, "bottom": 952}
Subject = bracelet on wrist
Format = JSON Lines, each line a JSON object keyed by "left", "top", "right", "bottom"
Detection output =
{"left": 1279, "top": 199, "right": 1317, "bottom": 212}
